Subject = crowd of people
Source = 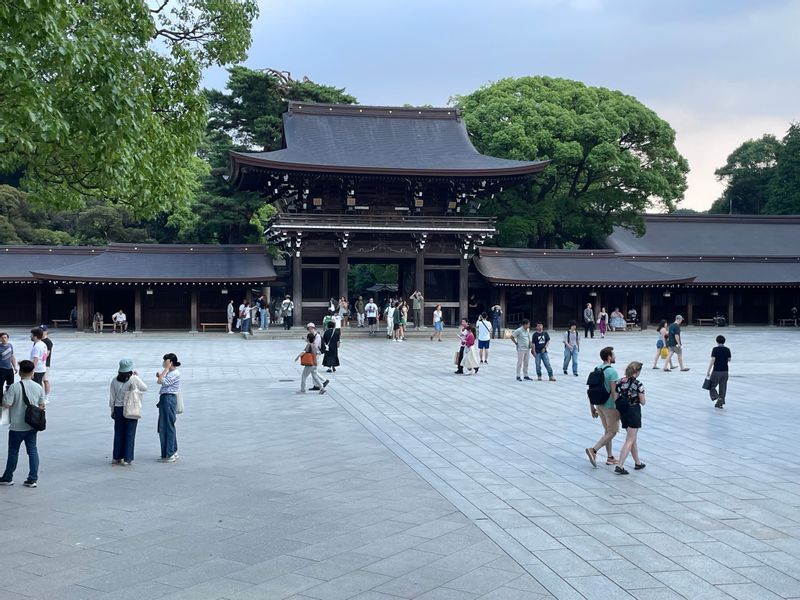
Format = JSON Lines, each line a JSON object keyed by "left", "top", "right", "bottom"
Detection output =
{"left": 0, "top": 303, "right": 735, "bottom": 487}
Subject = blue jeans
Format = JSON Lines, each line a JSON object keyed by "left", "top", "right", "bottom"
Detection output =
{"left": 112, "top": 406, "right": 138, "bottom": 462}
{"left": 3, "top": 429, "right": 39, "bottom": 482}
{"left": 157, "top": 394, "right": 178, "bottom": 459}
{"left": 563, "top": 346, "right": 579, "bottom": 375}
{"left": 534, "top": 351, "right": 553, "bottom": 377}
{"left": 241, "top": 318, "right": 251, "bottom": 334}
{"left": 259, "top": 308, "right": 269, "bottom": 330}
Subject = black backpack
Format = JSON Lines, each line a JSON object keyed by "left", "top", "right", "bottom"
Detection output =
{"left": 586, "top": 365, "right": 611, "bottom": 405}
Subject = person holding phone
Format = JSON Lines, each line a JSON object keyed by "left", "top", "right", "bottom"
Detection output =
{"left": 156, "top": 353, "right": 181, "bottom": 463}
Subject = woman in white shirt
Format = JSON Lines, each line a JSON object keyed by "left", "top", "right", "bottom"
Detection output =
{"left": 109, "top": 358, "right": 147, "bottom": 465}
{"left": 430, "top": 304, "right": 443, "bottom": 342}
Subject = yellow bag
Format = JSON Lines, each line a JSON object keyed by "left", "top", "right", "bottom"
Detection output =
{"left": 660, "top": 347, "right": 668, "bottom": 359}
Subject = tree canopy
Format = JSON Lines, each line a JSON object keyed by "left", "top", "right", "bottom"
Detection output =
{"left": 710, "top": 124, "right": 800, "bottom": 215}
{"left": 0, "top": 0, "right": 258, "bottom": 215}
{"left": 453, "top": 77, "right": 689, "bottom": 248}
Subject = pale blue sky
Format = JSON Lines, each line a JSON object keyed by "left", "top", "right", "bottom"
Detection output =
{"left": 203, "top": 0, "right": 800, "bottom": 210}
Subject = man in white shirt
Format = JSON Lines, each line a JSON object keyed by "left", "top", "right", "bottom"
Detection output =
{"left": 281, "top": 295, "right": 295, "bottom": 330}
{"left": 112, "top": 309, "right": 128, "bottom": 333}
{"left": 365, "top": 298, "right": 378, "bottom": 336}
{"left": 29, "top": 328, "right": 48, "bottom": 386}
{"left": 476, "top": 312, "right": 492, "bottom": 364}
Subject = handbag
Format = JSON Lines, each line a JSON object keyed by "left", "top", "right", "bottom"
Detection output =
{"left": 702, "top": 377, "right": 713, "bottom": 391}
{"left": 123, "top": 383, "right": 142, "bottom": 419}
{"left": 453, "top": 351, "right": 460, "bottom": 366}
{"left": 20, "top": 382, "right": 46, "bottom": 432}
{"left": 176, "top": 391, "right": 184, "bottom": 414}
{"left": 660, "top": 347, "right": 668, "bottom": 359}
{"left": 300, "top": 352, "right": 317, "bottom": 367}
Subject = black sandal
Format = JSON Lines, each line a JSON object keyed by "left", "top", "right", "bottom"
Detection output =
{"left": 634, "top": 463, "right": 646, "bottom": 470}
{"left": 614, "top": 466, "right": 629, "bottom": 475}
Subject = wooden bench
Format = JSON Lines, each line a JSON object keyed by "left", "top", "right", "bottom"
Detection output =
{"left": 201, "top": 322, "right": 228, "bottom": 332}
{"left": 778, "top": 318, "right": 796, "bottom": 327}
{"left": 696, "top": 318, "right": 716, "bottom": 327}
{"left": 625, "top": 321, "right": 640, "bottom": 331}
{"left": 51, "top": 319, "right": 71, "bottom": 328}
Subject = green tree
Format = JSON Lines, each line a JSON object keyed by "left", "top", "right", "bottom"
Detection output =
{"left": 453, "top": 77, "right": 689, "bottom": 247}
{"left": 765, "top": 124, "right": 800, "bottom": 215}
{"left": 0, "top": 0, "right": 258, "bottom": 215}
{"left": 709, "top": 135, "right": 780, "bottom": 214}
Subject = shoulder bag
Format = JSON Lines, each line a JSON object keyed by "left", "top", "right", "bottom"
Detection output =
{"left": 21, "top": 382, "right": 46, "bottom": 431}
{"left": 300, "top": 351, "right": 317, "bottom": 367}
{"left": 123, "top": 381, "right": 143, "bottom": 419}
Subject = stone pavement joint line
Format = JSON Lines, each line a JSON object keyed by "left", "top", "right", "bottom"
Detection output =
{"left": 0, "top": 327, "right": 797, "bottom": 599}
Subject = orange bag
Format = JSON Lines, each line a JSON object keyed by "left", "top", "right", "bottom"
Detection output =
{"left": 300, "top": 352, "right": 316, "bottom": 367}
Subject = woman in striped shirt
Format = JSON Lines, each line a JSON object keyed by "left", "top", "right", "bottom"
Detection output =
{"left": 156, "top": 353, "right": 181, "bottom": 463}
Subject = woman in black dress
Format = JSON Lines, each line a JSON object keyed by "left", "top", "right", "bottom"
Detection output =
{"left": 322, "top": 321, "right": 340, "bottom": 373}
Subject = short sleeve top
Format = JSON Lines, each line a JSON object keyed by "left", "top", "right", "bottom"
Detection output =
{"left": 711, "top": 346, "right": 731, "bottom": 372}
{"left": 616, "top": 376, "right": 645, "bottom": 406}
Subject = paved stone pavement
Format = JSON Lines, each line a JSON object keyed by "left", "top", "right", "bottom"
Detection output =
{"left": 0, "top": 326, "right": 798, "bottom": 600}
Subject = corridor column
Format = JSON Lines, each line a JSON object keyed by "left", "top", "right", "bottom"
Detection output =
{"left": 768, "top": 290, "right": 775, "bottom": 325}
{"left": 686, "top": 291, "right": 694, "bottom": 326}
{"left": 190, "top": 289, "right": 198, "bottom": 333}
{"left": 728, "top": 290, "right": 735, "bottom": 325}
{"left": 547, "top": 290, "right": 554, "bottom": 331}
{"left": 499, "top": 287, "right": 507, "bottom": 329}
{"left": 459, "top": 258, "right": 468, "bottom": 319}
{"left": 134, "top": 287, "right": 142, "bottom": 332}
{"left": 642, "top": 291, "right": 651, "bottom": 330}
{"left": 293, "top": 254, "right": 303, "bottom": 325}
{"left": 339, "top": 253, "right": 348, "bottom": 301}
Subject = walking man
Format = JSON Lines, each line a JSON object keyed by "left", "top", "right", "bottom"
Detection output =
{"left": 665, "top": 315, "right": 689, "bottom": 372}
{"left": 0, "top": 332, "right": 18, "bottom": 405}
{"left": 706, "top": 334, "right": 731, "bottom": 409}
{"left": 0, "top": 360, "right": 46, "bottom": 487}
{"left": 583, "top": 303, "right": 596, "bottom": 338}
{"left": 531, "top": 321, "right": 556, "bottom": 381}
{"left": 585, "top": 346, "right": 620, "bottom": 468}
{"left": 410, "top": 290, "right": 425, "bottom": 329}
{"left": 562, "top": 320, "right": 580, "bottom": 376}
{"left": 281, "top": 295, "right": 295, "bottom": 330}
{"left": 365, "top": 297, "right": 379, "bottom": 336}
{"left": 511, "top": 319, "right": 533, "bottom": 381}
{"left": 29, "top": 328, "right": 48, "bottom": 387}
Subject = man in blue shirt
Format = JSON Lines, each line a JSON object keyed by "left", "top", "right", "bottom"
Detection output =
{"left": 584, "top": 347, "right": 620, "bottom": 468}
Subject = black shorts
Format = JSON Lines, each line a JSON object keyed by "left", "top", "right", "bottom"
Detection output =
{"left": 616, "top": 400, "right": 642, "bottom": 429}
{"left": 368, "top": 317, "right": 377, "bottom": 325}
{"left": 33, "top": 372, "right": 45, "bottom": 386}
{"left": 393, "top": 323, "right": 400, "bottom": 330}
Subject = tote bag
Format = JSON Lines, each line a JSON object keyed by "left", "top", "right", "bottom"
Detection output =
{"left": 123, "top": 386, "right": 142, "bottom": 419}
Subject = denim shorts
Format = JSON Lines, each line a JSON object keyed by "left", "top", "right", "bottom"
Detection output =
{"left": 434, "top": 321, "right": 443, "bottom": 332}
{"left": 478, "top": 340, "right": 490, "bottom": 349}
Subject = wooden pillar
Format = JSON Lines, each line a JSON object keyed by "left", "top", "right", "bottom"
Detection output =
{"left": 547, "top": 289, "right": 554, "bottom": 331}
{"left": 459, "top": 258, "right": 469, "bottom": 319}
{"left": 133, "top": 286, "right": 142, "bottom": 332}
{"left": 768, "top": 289, "right": 775, "bottom": 326}
{"left": 339, "top": 252, "right": 348, "bottom": 300}
{"left": 77, "top": 286, "right": 89, "bottom": 331}
{"left": 190, "top": 288, "right": 198, "bottom": 333}
{"left": 499, "top": 287, "right": 507, "bottom": 329}
{"left": 642, "top": 289, "right": 651, "bottom": 330}
{"left": 415, "top": 252, "right": 424, "bottom": 296}
{"left": 686, "top": 291, "right": 694, "bottom": 326}
{"left": 728, "top": 289, "right": 735, "bottom": 326}
{"left": 292, "top": 254, "right": 303, "bottom": 325}
{"left": 35, "top": 285, "right": 43, "bottom": 325}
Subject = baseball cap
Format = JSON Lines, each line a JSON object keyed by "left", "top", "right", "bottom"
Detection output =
{"left": 39, "top": 324, "right": 48, "bottom": 331}
{"left": 306, "top": 322, "right": 316, "bottom": 329}
{"left": 675, "top": 315, "right": 684, "bottom": 321}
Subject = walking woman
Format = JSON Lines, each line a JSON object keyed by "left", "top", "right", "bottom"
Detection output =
{"left": 109, "top": 359, "right": 147, "bottom": 465}
{"left": 430, "top": 304, "right": 443, "bottom": 342}
{"left": 706, "top": 335, "right": 731, "bottom": 409}
{"left": 322, "top": 321, "right": 341, "bottom": 373}
{"left": 651, "top": 320, "right": 674, "bottom": 370}
{"left": 613, "top": 361, "right": 646, "bottom": 474}
{"left": 460, "top": 324, "right": 480, "bottom": 375}
{"left": 399, "top": 302, "right": 408, "bottom": 340}
{"left": 562, "top": 320, "right": 580, "bottom": 376}
{"left": 156, "top": 353, "right": 181, "bottom": 463}
{"left": 296, "top": 332, "right": 328, "bottom": 394}
{"left": 597, "top": 308, "right": 608, "bottom": 338}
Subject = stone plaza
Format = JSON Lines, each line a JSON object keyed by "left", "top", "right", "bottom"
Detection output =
{"left": 0, "top": 326, "right": 798, "bottom": 600}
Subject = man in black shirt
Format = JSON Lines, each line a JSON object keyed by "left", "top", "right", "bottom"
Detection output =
{"left": 531, "top": 322, "right": 556, "bottom": 381}
{"left": 706, "top": 335, "right": 731, "bottom": 409}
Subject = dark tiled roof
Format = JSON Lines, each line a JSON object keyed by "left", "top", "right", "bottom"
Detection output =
{"left": 0, "top": 247, "right": 99, "bottom": 281}
{"left": 474, "top": 248, "right": 694, "bottom": 286}
{"left": 607, "top": 215, "right": 800, "bottom": 257}
{"left": 627, "top": 258, "right": 800, "bottom": 285}
{"left": 15, "top": 244, "right": 276, "bottom": 283}
{"left": 231, "top": 102, "right": 549, "bottom": 185}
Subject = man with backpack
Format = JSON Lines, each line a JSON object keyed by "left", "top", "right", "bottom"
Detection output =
{"left": 584, "top": 346, "right": 620, "bottom": 468}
